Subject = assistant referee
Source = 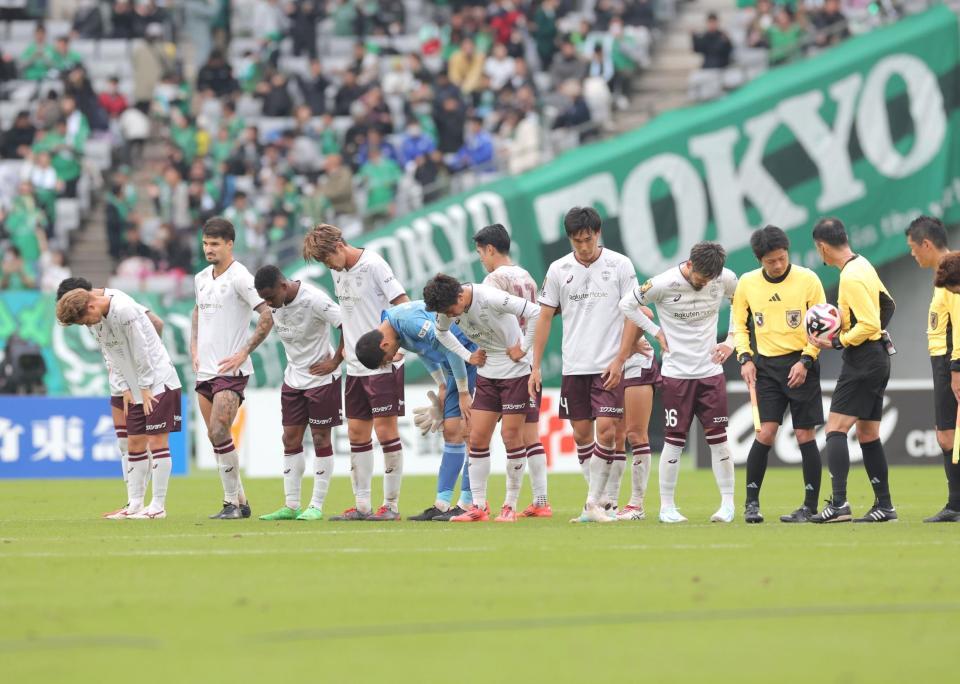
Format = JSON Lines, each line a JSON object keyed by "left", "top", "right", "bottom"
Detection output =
{"left": 809, "top": 218, "right": 896, "bottom": 523}
{"left": 733, "top": 225, "right": 827, "bottom": 524}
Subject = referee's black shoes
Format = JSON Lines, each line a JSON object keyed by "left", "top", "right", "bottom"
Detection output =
{"left": 810, "top": 500, "right": 852, "bottom": 523}
{"left": 923, "top": 507, "right": 960, "bottom": 523}
{"left": 853, "top": 502, "right": 898, "bottom": 523}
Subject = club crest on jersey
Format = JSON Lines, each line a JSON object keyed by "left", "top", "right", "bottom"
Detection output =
{"left": 931, "top": 311, "right": 939, "bottom": 330}
{"left": 639, "top": 280, "right": 653, "bottom": 296}
{"left": 754, "top": 312, "right": 765, "bottom": 327}
{"left": 786, "top": 310, "right": 802, "bottom": 328}
{"left": 601, "top": 270, "right": 611, "bottom": 281}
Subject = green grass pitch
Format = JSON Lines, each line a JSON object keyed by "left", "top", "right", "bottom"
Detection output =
{"left": 0, "top": 466, "right": 956, "bottom": 683}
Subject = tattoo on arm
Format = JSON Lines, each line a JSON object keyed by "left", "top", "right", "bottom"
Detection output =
{"left": 245, "top": 305, "right": 274, "bottom": 355}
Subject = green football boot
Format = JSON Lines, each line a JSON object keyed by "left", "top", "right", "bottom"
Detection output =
{"left": 258, "top": 506, "right": 301, "bottom": 521}
{"left": 296, "top": 506, "right": 324, "bottom": 521}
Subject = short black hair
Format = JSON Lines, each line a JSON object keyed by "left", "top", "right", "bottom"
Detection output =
{"left": 905, "top": 215, "right": 948, "bottom": 250}
{"left": 473, "top": 223, "right": 511, "bottom": 254}
{"left": 356, "top": 329, "right": 387, "bottom": 370}
{"left": 202, "top": 216, "right": 236, "bottom": 242}
{"left": 689, "top": 241, "right": 726, "bottom": 279}
{"left": 57, "top": 276, "right": 92, "bottom": 301}
{"left": 423, "top": 273, "right": 463, "bottom": 312}
{"left": 254, "top": 265, "right": 284, "bottom": 291}
{"left": 812, "top": 217, "right": 848, "bottom": 247}
{"left": 750, "top": 225, "right": 790, "bottom": 260}
{"left": 563, "top": 206, "right": 601, "bottom": 237}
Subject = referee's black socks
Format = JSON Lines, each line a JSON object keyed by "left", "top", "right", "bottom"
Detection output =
{"left": 860, "top": 439, "right": 892, "bottom": 508}
{"left": 799, "top": 440, "right": 822, "bottom": 510}
{"left": 825, "top": 431, "right": 849, "bottom": 507}
{"left": 941, "top": 449, "right": 960, "bottom": 511}
{"left": 745, "top": 440, "right": 771, "bottom": 504}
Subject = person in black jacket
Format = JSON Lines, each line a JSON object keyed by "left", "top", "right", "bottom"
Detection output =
{"left": 288, "top": 0, "right": 321, "bottom": 58}
{"left": 692, "top": 13, "right": 733, "bottom": 70}
{"left": 196, "top": 50, "right": 239, "bottom": 97}
{"left": 0, "top": 111, "right": 35, "bottom": 159}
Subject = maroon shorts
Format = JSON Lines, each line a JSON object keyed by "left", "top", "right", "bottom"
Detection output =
{"left": 661, "top": 374, "right": 728, "bottom": 434}
{"left": 125, "top": 387, "right": 182, "bottom": 435}
{"left": 195, "top": 375, "right": 250, "bottom": 404}
{"left": 473, "top": 375, "right": 532, "bottom": 416}
{"left": 344, "top": 365, "right": 405, "bottom": 421}
{"left": 623, "top": 359, "right": 662, "bottom": 389}
{"left": 526, "top": 387, "right": 542, "bottom": 423}
{"left": 559, "top": 374, "right": 624, "bottom": 421}
{"left": 281, "top": 378, "right": 344, "bottom": 428}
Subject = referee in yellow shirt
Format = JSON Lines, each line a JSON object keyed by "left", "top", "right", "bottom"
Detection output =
{"left": 808, "top": 218, "right": 897, "bottom": 523}
{"left": 733, "top": 226, "right": 827, "bottom": 524}
{"left": 907, "top": 217, "right": 960, "bottom": 522}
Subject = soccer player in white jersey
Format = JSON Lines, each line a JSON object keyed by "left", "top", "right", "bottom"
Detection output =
{"left": 254, "top": 266, "right": 343, "bottom": 521}
{"left": 473, "top": 223, "right": 552, "bottom": 517}
{"left": 302, "top": 224, "right": 410, "bottom": 521}
{"left": 56, "top": 287, "right": 182, "bottom": 519}
{"left": 56, "top": 277, "right": 166, "bottom": 518}
{"left": 424, "top": 272, "right": 541, "bottom": 522}
{"left": 530, "top": 206, "right": 642, "bottom": 524}
{"left": 619, "top": 241, "right": 739, "bottom": 523}
{"left": 192, "top": 218, "right": 274, "bottom": 520}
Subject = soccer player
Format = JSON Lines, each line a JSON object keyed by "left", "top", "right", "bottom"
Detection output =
{"left": 911, "top": 219, "right": 960, "bottom": 522}
{"left": 423, "top": 272, "right": 541, "bottom": 522}
{"left": 254, "top": 266, "right": 343, "bottom": 521}
{"left": 732, "top": 225, "right": 827, "bottom": 523}
{"left": 473, "top": 223, "right": 552, "bottom": 516}
{"left": 619, "top": 241, "right": 738, "bottom": 523}
{"left": 56, "top": 277, "right": 165, "bottom": 517}
{"left": 529, "top": 206, "right": 641, "bottom": 524}
{"left": 808, "top": 218, "right": 897, "bottom": 523}
{"left": 302, "top": 224, "right": 409, "bottom": 521}
{"left": 56, "top": 287, "right": 181, "bottom": 519}
{"left": 192, "top": 217, "right": 274, "bottom": 520}
{"left": 354, "top": 300, "right": 484, "bottom": 520}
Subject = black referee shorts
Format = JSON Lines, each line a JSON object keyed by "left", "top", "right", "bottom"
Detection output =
{"left": 830, "top": 340, "right": 890, "bottom": 421}
{"left": 756, "top": 352, "right": 824, "bottom": 429}
{"left": 931, "top": 355, "right": 957, "bottom": 431}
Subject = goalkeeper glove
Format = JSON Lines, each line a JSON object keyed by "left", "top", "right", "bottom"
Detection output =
{"left": 412, "top": 390, "right": 443, "bottom": 436}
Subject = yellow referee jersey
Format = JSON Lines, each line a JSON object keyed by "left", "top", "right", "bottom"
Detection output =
{"left": 733, "top": 264, "right": 825, "bottom": 359}
{"left": 929, "top": 285, "right": 960, "bottom": 360}
{"left": 837, "top": 255, "right": 895, "bottom": 348}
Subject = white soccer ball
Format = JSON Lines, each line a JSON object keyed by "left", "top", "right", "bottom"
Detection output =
{"left": 805, "top": 303, "right": 841, "bottom": 343}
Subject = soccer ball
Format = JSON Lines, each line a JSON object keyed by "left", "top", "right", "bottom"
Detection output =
{"left": 805, "top": 303, "right": 841, "bottom": 342}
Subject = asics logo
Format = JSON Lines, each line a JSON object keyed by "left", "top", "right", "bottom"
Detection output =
{"left": 225, "top": 467, "right": 234, "bottom": 473}
{"left": 283, "top": 469, "right": 291, "bottom": 475}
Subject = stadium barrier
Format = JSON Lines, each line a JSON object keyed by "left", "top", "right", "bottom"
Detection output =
{"left": 0, "top": 396, "right": 189, "bottom": 479}
{"left": 694, "top": 380, "right": 941, "bottom": 468}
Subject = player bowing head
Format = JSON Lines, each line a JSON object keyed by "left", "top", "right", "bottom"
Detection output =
{"left": 302, "top": 223, "right": 350, "bottom": 271}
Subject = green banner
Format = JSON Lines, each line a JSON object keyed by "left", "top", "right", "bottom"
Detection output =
{"left": 8, "top": 7, "right": 960, "bottom": 393}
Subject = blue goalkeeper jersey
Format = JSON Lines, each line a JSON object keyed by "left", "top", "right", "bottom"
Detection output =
{"left": 381, "top": 300, "right": 476, "bottom": 381}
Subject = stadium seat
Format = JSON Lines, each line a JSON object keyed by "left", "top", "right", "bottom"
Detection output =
{"left": 54, "top": 198, "right": 81, "bottom": 242}
{"left": 0, "top": 100, "right": 20, "bottom": 129}
{"left": 72, "top": 39, "right": 97, "bottom": 60}
{"left": 84, "top": 138, "right": 113, "bottom": 171}
{"left": 8, "top": 20, "right": 34, "bottom": 40}
{"left": 688, "top": 69, "right": 724, "bottom": 102}
{"left": 98, "top": 39, "right": 130, "bottom": 62}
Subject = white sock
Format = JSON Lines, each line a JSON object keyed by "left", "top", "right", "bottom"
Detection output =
{"left": 708, "top": 435, "right": 736, "bottom": 507}
{"left": 587, "top": 443, "right": 614, "bottom": 506}
{"left": 149, "top": 447, "right": 172, "bottom": 509}
{"left": 283, "top": 448, "right": 305, "bottom": 509}
{"left": 576, "top": 442, "right": 594, "bottom": 484}
{"left": 628, "top": 444, "right": 652, "bottom": 508}
{"left": 659, "top": 440, "right": 684, "bottom": 509}
{"left": 350, "top": 440, "right": 374, "bottom": 513}
{"left": 434, "top": 499, "right": 451, "bottom": 512}
{"left": 126, "top": 449, "right": 150, "bottom": 509}
{"left": 214, "top": 439, "right": 241, "bottom": 505}
{"left": 603, "top": 452, "right": 627, "bottom": 507}
{"left": 117, "top": 434, "right": 129, "bottom": 489}
{"left": 381, "top": 438, "right": 403, "bottom": 511}
{"left": 468, "top": 449, "right": 492, "bottom": 508}
{"left": 526, "top": 442, "right": 548, "bottom": 506}
{"left": 310, "top": 445, "right": 334, "bottom": 510}
{"left": 505, "top": 447, "right": 526, "bottom": 508}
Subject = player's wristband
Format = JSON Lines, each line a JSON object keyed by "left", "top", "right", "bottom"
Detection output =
{"left": 455, "top": 377, "right": 470, "bottom": 394}
{"left": 951, "top": 360, "right": 960, "bottom": 373}
{"left": 737, "top": 353, "right": 753, "bottom": 366}
{"left": 799, "top": 355, "right": 814, "bottom": 370}
{"left": 429, "top": 369, "right": 446, "bottom": 386}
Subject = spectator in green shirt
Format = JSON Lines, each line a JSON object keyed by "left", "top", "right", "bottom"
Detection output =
{"left": 1, "top": 246, "right": 38, "bottom": 291}
{"left": 19, "top": 24, "right": 55, "bottom": 81}
{"left": 2, "top": 183, "right": 48, "bottom": 266}
{"left": 767, "top": 7, "right": 806, "bottom": 66}
{"left": 50, "top": 35, "right": 84, "bottom": 75}
{"left": 358, "top": 144, "right": 402, "bottom": 229}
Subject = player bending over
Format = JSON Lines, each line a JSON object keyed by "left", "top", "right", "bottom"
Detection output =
{"left": 620, "top": 241, "right": 738, "bottom": 523}
{"left": 424, "top": 272, "right": 540, "bottom": 522}
{"left": 57, "top": 287, "right": 181, "bottom": 519}
{"left": 255, "top": 266, "right": 343, "bottom": 521}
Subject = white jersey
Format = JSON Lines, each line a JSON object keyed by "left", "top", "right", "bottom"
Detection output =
{"left": 623, "top": 265, "right": 738, "bottom": 380}
{"left": 435, "top": 284, "right": 540, "bottom": 380}
{"left": 90, "top": 291, "right": 181, "bottom": 403}
{"left": 270, "top": 282, "right": 342, "bottom": 390}
{"left": 195, "top": 260, "right": 263, "bottom": 381}
{"left": 539, "top": 248, "right": 638, "bottom": 376}
{"left": 332, "top": 249, "right": 406, "bottom": 377}
{"left": 483, "top": 264, "right": 539, "bottom": 333}
{"left": 95, "top": 288, "right": 149, "bottom": 396}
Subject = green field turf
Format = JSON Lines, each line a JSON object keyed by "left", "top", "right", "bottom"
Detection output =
{"left": 0, "top": 465, "right": 956, "bottom": 683}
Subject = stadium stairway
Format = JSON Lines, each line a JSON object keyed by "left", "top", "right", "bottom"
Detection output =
{"left": 615, "top": 0, "right": 735, "bottom": 133}
{"left": 69, "top": 199, "right": 114, "bottom": 288}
